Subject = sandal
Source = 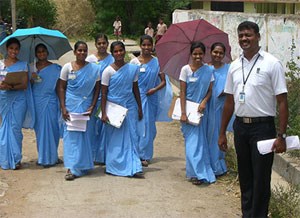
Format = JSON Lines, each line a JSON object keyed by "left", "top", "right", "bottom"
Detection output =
{"left": 133, "top": 172, "right": 145, "bottom": 179}
{"left": 192, "top": 179, "right": 203, "bottom": 185}
{"left": 65, "top": 170, "right": 76, "bottom": 181}
{"left": 141, "top": 159, "right": 149, "bottom": 167}
{"left": 15, "top": 162, "right": 22, "bottom": 170}
{"left": 56, "top": 158, "right": 64, "bottom": 165}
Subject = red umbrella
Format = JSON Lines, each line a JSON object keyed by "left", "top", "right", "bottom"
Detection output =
{"left": 156, "top": 19, "right": 232, "bottom": 80}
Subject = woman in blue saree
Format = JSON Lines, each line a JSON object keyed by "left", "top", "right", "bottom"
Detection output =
{"left": 101, "top": 41, "right": 144, "bottom": 178}
{"left": 0, "top": 37, "right": 34, "bottom": 170}
{"left": 57, "top": 41, "right": 100, "bottom": 180}
{"left": 207, "top": 42, "right": 233, "bottom": 177}
{"left": 31, "top": 43, "right": 62, "bottom": 167}
{"left": 130, "top": 35, "right": 171, "bottom": 167}
{"left": 86, "top": 34, "right": 114, "bottom": 165}
{"left": 179, "top": 41, "right": 216, "bottom": 185}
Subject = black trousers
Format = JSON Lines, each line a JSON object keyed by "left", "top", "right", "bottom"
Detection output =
{"left": 233, "top": 119, "right": 276, "bottom": 218}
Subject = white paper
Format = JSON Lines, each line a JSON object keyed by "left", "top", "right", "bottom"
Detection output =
{"left": 98, "top": 101, "right": 128, "bottom": 128}
{"left": 257, "top": 135, "right": 300, "bottom": 155}
{"left": 69, "top": 112, "right": 90, "bottom": 121}
{"left": 66, "top": 120, "right": 87, "bottom": 132}
{"left": 172, "top": 98, "right": 203, "bottom": 126}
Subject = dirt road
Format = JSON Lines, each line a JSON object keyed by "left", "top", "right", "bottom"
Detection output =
{"left": 0, "top": 40, "right": 241, "bottom": 218}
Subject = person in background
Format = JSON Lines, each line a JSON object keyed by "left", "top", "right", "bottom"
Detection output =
{"left": 218, "top": 21, "right": 288, "bottom": 217}
{"left": 155, "top": 18, "right": 167, "bottom": 44}
{"left": 207, "top": 42, "right": 231, "bottom": 177}
{"left": 31, "top": 43, "right": 62, "bottom": 167}
{"left": 101, "top": 41, "right": 144, "bottom": 178}
{"left": 144, "top": 22, "right": 154, "bottom": 39}
{"left": 57, "top": 41, "right": 100, "bottom": 181}
{"left": 0, "top": 16, "right": 7, "bottom": 42}
{"left": 179, "top": 41, "right": 216, "bottom": 185}
{"left": 113, "top": 16, "right": 124, "bottom": 42}
{"left": 0, "top": 37, "right": 35, "bottom": 170}
{"left": 130, "top": 34, "right": 171, "bottom": 167}
{"left": 86, "top": 33, "right": 114, "bottom": 165}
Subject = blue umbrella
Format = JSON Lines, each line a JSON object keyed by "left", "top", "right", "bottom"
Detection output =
{"left": 0, "top": 26, "right": 72, "bottom": 63}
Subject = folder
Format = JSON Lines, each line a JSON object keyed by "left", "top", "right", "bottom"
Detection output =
{"left": 3, "top": 71, "right": 28, "bottom": 85}
{"left": 66, "top": 112, "right": 90, "bottom": 132}
{"left": 171, "top": 98, "right": 203, "bottom": 126}
{"left": 97, "top": 100, "right": 128, "bottom": 128}
{"left": 257, "top": 136, "right": 300, "bottom": 155}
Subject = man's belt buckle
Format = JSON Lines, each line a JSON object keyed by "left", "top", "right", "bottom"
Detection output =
{"left": 243, "top": 117, "right": 252, "bottom": 124}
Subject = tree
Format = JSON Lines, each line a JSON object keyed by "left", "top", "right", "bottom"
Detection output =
{"left": 89, "top": 0, "right": 191, "bottom": 37}
{"left": 17, "top": 0, "right": 57, "bottom": 28}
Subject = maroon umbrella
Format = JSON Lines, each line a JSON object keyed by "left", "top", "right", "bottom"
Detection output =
{"left": 156, "top": 19, "right": 232, "bottom": 80}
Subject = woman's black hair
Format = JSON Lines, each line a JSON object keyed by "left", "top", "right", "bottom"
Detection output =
{"left": 95, "top": 33, "right": 109, "bottom": 44}
{"left": 35, "top": 43, "right": 48, "bottom": 54}
{"left": 6, "top": 37, "right": 21, "bottom": 48}
{"left": 140, "top": 34, "right": 153, "bottom": 45}
{"left": 110, "top": 41, "right": 125, "bottom": 54}
{"left": 190, "top": 41, "right": 206, "bottom": 54}
{"left": 211, "top": 42, "right": 226, "bottom": 53}
{"left": 74, "top": 41, "right": 88, "bottom": 51}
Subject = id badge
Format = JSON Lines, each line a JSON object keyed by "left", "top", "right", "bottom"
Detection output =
{"left": 239, "top": 92, "right": 245, "bottom": 103}
{"left": 189, "top": 77, "right": 197, "bottom": 82}
{"left": 68, "top": 71, "right": 76, "bottom": 80}
{"left": 140, "top": 67, "right": 146, "bottom": 73}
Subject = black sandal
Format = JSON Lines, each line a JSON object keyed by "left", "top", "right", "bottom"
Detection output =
{"left": 192, "top": 179, "right": 203, "bottom": 185}
{"left": 65, "top": 170, "right": 76, "bottom": 181}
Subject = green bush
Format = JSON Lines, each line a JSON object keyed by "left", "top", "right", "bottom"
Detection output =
{"left": 285, "top": 40, "right": 300, "bottom": 159}
{"left": 269, "top": 184, "right": 300, "bottom": 218}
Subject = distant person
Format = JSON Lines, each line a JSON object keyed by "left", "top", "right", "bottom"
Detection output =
{"left": 218, "top": 21, "right": 288, "bottom": 217}
{"left": 113, "top": 16, "right": 124, "bottom": 42}
{"left": 0, "top": 16, "right": 6, "bottom": 42}
{"left": 179, "top": 41, "right": 216, "bottom": 185}
{"left": 31, "top": 43, "right": 62, "bottom": 167}
{"left": 144, "top": 22, "right": 154, "bottom": 38}
{"left": 155, "top": 18, "right": 167, "bottom": 44}
{"left": 86, "top": 34, "right": 114, "bottom": 165}
{"left": 57, "top": 41, "right": 100, "bottom": 181}
{"left": 101, "top": 41, "right": 144, "bottom": 178}
{"left": 130, "top": 35, "right": 172, "bottom": 167}
{"left": 0, "top": 37, "right": 35, "bottom": 170}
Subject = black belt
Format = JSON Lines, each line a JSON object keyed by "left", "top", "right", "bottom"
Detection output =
{"left": 236, "top": 116, "right": 274, "bottom": 124}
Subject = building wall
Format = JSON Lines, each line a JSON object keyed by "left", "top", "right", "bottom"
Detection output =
{"left": 173, "top": 9, "right": 300, "bottom": 67}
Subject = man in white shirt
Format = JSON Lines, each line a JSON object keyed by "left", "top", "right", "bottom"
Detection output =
{"left": 155, "top": 18, "right": 167, "bottom": 44}
{"left": 218, "top": 21, "right": 288, "bottom": 218}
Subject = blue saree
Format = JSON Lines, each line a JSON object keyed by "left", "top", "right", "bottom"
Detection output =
{"left": 88, "top": 54, "right": 114, "bottom": 164}
{"left": 181, "top": 64, "right": 216, "bottom": 183}
{"left": 63, "top": 63, "right": 99, "bottom": 176}
{"left": 0, "top": 60, "right": 34, "bottom": 170}
{"left": 131, "top": 57, "right": 172, "bottom": 161}
{"left": 32, "top": 64, "right": 61, "bottom": 166}
{"left": 104, "top": 63, "right": 142, "bottom": 177}
{"left": 207, "top": 64, "right": 230, "bottom": 176}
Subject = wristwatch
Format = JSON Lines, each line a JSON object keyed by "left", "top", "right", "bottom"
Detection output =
{"left": 277, "top": 133, "right": 287, "bottom": 139}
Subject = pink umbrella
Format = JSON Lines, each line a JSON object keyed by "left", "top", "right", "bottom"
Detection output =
{"left": 156, "top": 19, "right": 232, "bottom": 80}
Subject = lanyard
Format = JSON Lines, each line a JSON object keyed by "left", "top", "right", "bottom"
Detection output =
{"left": 242, "top": 54, "right": 260, "bottom": 86}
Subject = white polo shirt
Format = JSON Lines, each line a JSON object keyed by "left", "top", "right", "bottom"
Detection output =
{"left": 224, "top": 49, "right": 287, "bottom": 117}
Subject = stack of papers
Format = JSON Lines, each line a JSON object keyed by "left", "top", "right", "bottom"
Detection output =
{"left": 171, "top": 98, "right": 203, "bottom": 126}
{"left": 98, "top": 101, "right": 128, "bottom": 128}
{"left": 66, "top": 112, "right": 90, "bottom": 132}
{"left": 257, "top": 135, "right": 300, "bottom": 155}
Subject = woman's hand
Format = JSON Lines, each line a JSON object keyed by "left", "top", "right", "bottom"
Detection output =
{"left": 86, "top": 105, "right": 95, "bottom": 116}
{"left": 101, "top": 112, "right": 109, "bottom": 123}
{"left": 0, "top": 82, "right": 12, "bottom": 90}
{"left": 180, "top": 113, "right": 188, "bottom": 123}
{"left": 62, "top": 108, "right": 70, "bottom": 121}
{"left": 146, "top": 88, "right": 157, "bottom": 96}
{"left": 198, "top": 100, "right": 207, "bottom": 113}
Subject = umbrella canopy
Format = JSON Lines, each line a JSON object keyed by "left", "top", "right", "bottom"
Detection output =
{"left": 0, "top": 26, "right": 72, "bottom": 63}
{"left": 156, "top": 19, "right": 232, "bottom": 80}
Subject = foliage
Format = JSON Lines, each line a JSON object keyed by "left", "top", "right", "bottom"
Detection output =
{"left": 269, "top": 184, "right": 300, "bottom": 218}
{"left": 285, "top": 40, "right": 300, "bottom": 158}
{"left": 16, "top": 0, "right": 57, "bottom": 28}
{"left": 89, "top": 0, "right": 191, "bottom": 38}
